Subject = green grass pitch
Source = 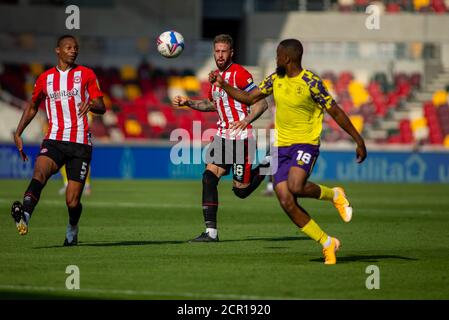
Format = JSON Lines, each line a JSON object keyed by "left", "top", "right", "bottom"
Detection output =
{"left": 0, "top": 179, "right": 448, "bottom": 299}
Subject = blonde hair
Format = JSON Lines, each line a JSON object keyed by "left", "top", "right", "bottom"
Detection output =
{"left": 213, "top": 34, "right": 234, "bottom": 49}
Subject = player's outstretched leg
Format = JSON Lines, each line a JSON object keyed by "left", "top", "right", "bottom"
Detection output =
{"left": 313, "top": 183, "right": 353, "bottom": 223}
{"left": 11, "top": 156, "right": 58, "bottom": 235}
{"left": 10, "top": 178, "right": 45, "bottom": 236}
{"left": 232, "top": 156, "right": 271, "bottom": 199}
{"left": 190, "top": 169, "right": 220, "bottom": 242}
{"left": 276, "top": 181, "right": 340, "bottom": 264}
{"left": 296, "top": 181, "right": 353, "bottom": 223}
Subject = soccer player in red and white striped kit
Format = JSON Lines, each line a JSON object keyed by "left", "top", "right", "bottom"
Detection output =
{"left": 11, "top": 35, "right": 105, "bottom": 246}
{"left": 172, "top": 34, "right": 269, "bottom": 242}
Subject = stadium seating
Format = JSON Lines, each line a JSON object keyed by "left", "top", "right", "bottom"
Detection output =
{"left": 337, "top": 0, "right": 448, "bottom": 12}
{"left": 319, "top": 68, "right": 449, "bottom": 146}
{"left": 2, "top": 61, "right": 449, "bottom": 146}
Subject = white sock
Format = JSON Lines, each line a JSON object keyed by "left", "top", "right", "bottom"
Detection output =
{"left": 266, "top": 182, "right": 273, "bottom": 192}
{"left": 206, "top": 228, "right": 217, "bottom": 239}
{"left": 24, "top": 212, "right": 31, "bottom": 224}
{"left": 322, "top": 236, "right": 332, "bottom": 248}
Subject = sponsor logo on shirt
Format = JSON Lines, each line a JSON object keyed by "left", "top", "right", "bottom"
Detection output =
{"left": 49, "top": 88, "right": 79, "bottom": 101}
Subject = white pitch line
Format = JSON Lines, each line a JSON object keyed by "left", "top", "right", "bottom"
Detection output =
{"left": 0, "top": 284, "right": 292, "bottom": 300}
{"left": 0, "top": 199, "right": 440, "bottom": 214}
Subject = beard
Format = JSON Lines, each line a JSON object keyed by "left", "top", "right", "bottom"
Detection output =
{"left": 276, "top": 65, "right": 286, "bottom": 77}
{"left": 215, "top": 58, "right": 231, "bottom": 71}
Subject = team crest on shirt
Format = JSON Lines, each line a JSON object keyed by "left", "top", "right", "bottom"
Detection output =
{"left": 296, "top": 86, "right": 303, "bottom": 95}
{"left": 40, "top": 148, "right": 48, "bottom": 154}
{"left": 74, "top": 76, "right": 81, "bottom": 83}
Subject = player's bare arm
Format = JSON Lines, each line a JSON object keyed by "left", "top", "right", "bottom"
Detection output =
{"left": 13, "top": 99, "right": 42, "bottom": 162}
{"left": 326, "top": 101, "right": 367, "bottom": 163}
{"left": 229, "top": 98, "right": 269, "bottom": 134}
{"left": 172, "top": 96, "right": 216, "bottom": 112}
{"left": 78, "top": 97, "right": 106, "bottom": 117}
{"left": 209, "top": 72, "right": 268, "bottom": 106}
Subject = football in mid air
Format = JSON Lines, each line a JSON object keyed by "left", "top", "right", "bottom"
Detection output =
{"left": 157, "top": 31, "right": 184, "bottom": 58}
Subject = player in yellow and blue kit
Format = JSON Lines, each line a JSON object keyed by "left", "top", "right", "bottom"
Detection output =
{"left": 210, "top": 39, "right": 367, "bottom": 264}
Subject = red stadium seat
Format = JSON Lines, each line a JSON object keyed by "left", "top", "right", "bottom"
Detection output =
{"left": 388, "top": 135, "right": 402, "bottom": 144}
{"left": 386, "top": 3, "right": 402, "bottom": 12}
{"left": 399, "top": 119, "right": 414, "bottom": 143}
{"left": 431, "top": 0, "right": 447, "bottom": 12}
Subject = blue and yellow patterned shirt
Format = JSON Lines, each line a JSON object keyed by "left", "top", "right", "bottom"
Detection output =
{"left": 258, "top": 69, "right": 335, "bottom": 147}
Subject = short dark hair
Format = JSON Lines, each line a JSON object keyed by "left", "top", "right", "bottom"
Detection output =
{"left": 57, "top": 34, "right": 77, "bottom": 47}
{"left": 279, "top": 39, "right": 303, "bottom": 64}
{"left": 213, "top": 34, "right": 234, "bottom": 49}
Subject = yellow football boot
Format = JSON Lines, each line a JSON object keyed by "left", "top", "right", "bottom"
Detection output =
{"left": 322, "top": 237, "right": 341, "bottom": 265}
{"left": 332, "top": 187, "right": 352, "bottom": 223}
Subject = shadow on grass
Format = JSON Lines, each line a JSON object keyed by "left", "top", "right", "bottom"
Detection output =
{"left": 33, "top": 236, "right": 309, "bottom": 249}
{"left": 33, "top": 240, "right": 185, "bottom": 249}
{"left": 220, "top": 236, "right": 309, "bottom": 243}
{"left": 310, "top": 255, "right": 419, "bottom": 264}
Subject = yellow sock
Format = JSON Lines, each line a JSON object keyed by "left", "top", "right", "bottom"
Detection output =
{"left": 301, "top": 219, "right": 329, "bottom": 246}
{"left": 318, "top": 184, "right": 334, "bottom": 201}
{"left": 60, "top": 165, "right": 68, "bottom": 186}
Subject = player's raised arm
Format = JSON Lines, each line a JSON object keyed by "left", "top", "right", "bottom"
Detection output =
{"left": 326, "top": 101, "right": 367, "bottom": 163}
{"left": 209, "top": 71, "right": 268, "bottom": 106}
{"left": 171, "top": 95, "right": 216, "bottom": 112}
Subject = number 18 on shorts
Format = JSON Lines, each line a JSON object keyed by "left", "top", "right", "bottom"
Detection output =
{"left": 273, "top": 143, "right": 320, "bottom": 185}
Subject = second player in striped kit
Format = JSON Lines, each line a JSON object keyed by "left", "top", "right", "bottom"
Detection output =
{"left": 172, "top": 34, "right": 270, "bottom": 242}
{"left": 11, "top": 35, "right": 105, "bottom": 246}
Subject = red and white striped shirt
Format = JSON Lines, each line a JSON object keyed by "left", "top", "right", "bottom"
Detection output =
{"left": 32, "top": 65, "right": 103, "bottom": 145}
{"left": 208, "top": 63, "right": 257, "bottom": 140}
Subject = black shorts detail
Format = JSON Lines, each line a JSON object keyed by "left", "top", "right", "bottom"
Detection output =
{"left": 38, "top": 139, "right": 92, "bottom": 183}
{"left": 205, "top": 136, "right": 255, "bottom": 183}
